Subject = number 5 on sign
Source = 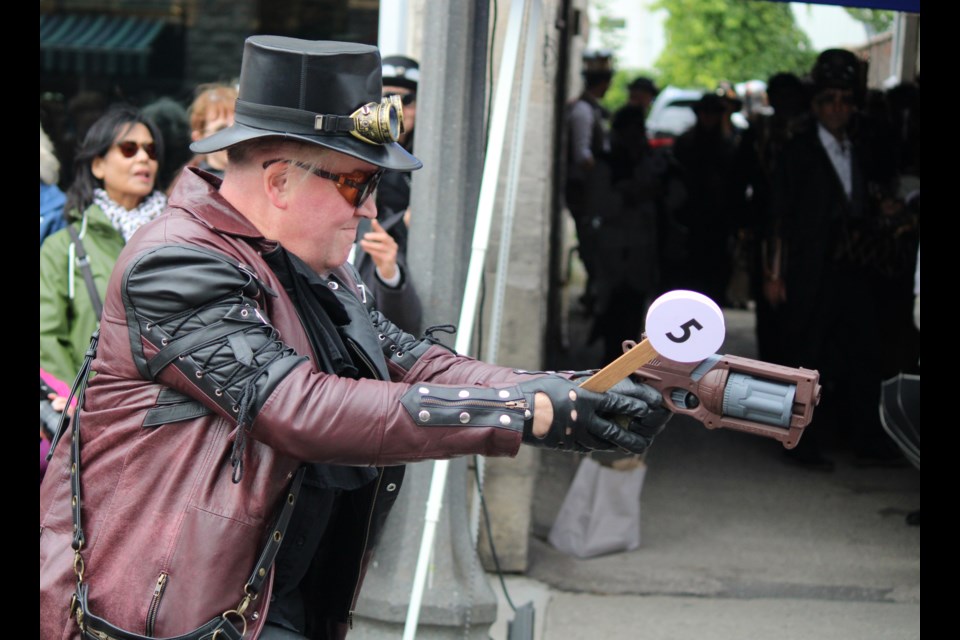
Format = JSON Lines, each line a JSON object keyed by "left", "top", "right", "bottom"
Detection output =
{"left": 579, "top": 290, "right": 725, "bottom": 392}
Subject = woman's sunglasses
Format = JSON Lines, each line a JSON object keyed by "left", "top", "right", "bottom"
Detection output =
{"left": 115, "top": 141, "right": 158, "bottom": 160}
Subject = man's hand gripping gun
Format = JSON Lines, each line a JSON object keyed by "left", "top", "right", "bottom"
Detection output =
{"left": 622, "top": 339, "right": 821, "bottom": 449}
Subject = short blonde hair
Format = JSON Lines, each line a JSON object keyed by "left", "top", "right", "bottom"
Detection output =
{"left": 189, "top": 84, "right": 238, "bottom": 134}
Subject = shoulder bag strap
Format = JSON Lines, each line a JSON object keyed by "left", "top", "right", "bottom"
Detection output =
{"left": 66, "top": 225, "right": 104, "bottom": 321}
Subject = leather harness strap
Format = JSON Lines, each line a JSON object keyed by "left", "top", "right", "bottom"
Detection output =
{"left": 56, "top": 330, "right": 307, "bottom": 638}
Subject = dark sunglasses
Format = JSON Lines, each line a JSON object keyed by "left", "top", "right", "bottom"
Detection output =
{"left": 385, "top": 92, "right": 416, "bottom": 106}
{"left": 263, "top": 159, "right": 384, "bottom": 208}
{"left": 115, "top": 140, "right": 158, "bottom": 160}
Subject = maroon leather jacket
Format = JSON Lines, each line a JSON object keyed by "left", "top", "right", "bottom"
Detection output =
{"left": 40, "top": 169, "right": 528, "bottom": 639}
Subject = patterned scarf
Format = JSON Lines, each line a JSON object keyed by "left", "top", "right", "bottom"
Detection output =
{"left": 93, "top": 188, "right": 167, "bottom": 242}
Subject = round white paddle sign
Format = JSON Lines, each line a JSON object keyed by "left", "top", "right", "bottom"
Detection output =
{"left": 645, "top": 290, "right": 725, "bottom": 362}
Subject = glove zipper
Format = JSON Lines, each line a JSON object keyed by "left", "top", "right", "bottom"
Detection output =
{"left": 420, "top": 397, "right": 529, "bottom": 409}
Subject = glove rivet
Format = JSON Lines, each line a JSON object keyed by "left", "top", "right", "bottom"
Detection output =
{"left": 418, "top": 410, "right": 431, "bottom": 422}
{"left": 570, "top": 409, "right": 578, "bottom": 422}
{"left": 568, "top": 390, "right": 577, "bottom": 401}
{"left": 498, "top": 390, "right": 510, "bottom": 398}
{"left": 458, "top": 390, "right": 470, "bottom": 398}
{"left": 459, "top": 412, "right": 471, "bottom": 423}
{"left": 386, "top": 482, "right": 398, "bottom": 492}
{"left": 499, "top": 415, "right": 511, "bottom": 426}
{"left": 328, "top": 282, "right": 339, "bottom": 290}
{"left": 418, "top": 387, "right": 430, "bottom": 394}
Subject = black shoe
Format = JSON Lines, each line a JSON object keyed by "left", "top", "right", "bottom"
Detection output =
{"left": 782, "top": 448, "right": 835, "bottom": 472}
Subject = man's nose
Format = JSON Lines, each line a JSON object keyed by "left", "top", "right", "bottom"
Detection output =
{"left": 356, "top": 196, "right": 378, "bottom": 219}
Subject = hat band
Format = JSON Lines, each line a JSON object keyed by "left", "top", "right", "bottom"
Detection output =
{"left": 235, "top": 99, "right": 333, "bottom": 136}
{"left": 235, "top": 98, "right": 400, "bottom": 145}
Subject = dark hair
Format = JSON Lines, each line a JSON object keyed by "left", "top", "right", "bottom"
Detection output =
{"left": 64, "top": 104, "right": 165, "bottom": 216}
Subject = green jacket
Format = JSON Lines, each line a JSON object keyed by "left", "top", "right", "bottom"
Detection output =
{"left": 39, "top": 204, "right": 125, "bottom": 384}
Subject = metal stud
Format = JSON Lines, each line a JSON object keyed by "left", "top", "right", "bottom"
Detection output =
{"left": 498, "top": 390, "right": 510, "bottom": 399}
{"left": 328, "top": 282, "right": 339, "bottom": 290}
{"left": 459, "top": 412, "right": 471, "bottom": 423}
{"left": 418, "top": 410, "right": 431, "bottom": 422}
{"left": 418, "top": 387, "right": 430, "bottom": 394}
{"left": 241, "top": 309, "right": 249, "bottom": 317}
{"left": 524, "top": 410, "right": 532, "bottom": 419}
{"left": 458, "top": 390, "right": 470, "bottom": 398}
{"left": 386, "top": 483, "right": 398, "bottom": 492}
{"left": 499, "top": 415, "right": 511, "bottom": 426}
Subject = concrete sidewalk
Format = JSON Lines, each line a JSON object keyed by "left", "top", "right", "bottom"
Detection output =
{"left": 489, "top": 308, "right": 920, "bottom": 640}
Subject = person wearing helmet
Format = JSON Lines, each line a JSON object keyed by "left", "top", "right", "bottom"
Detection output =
{"left": 346, "top": 54, "right": 424, "bottom": 334}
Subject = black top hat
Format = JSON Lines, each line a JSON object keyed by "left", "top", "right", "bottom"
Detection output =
{"left": 382, "top": 55, "right": 419, "bottom": 92}
{"left": 628, "top": 77, "right": 659, "bottom": 96}
{"left": 692, "top": 93, "right": 727, "bottom": 114}
{"left": 191, "top": 36, "right": 422, "bottom": 172}
{"left": 812, "top": 49, "right": 860, "bottom": 92}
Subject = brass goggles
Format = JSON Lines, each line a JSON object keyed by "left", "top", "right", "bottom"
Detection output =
{"left": 314, "top": 95, "right": 406, "bottom": 146}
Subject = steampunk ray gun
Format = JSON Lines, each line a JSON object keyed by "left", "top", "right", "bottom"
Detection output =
{"left": 578, "top": 291, "right": 821, "bottom": 449}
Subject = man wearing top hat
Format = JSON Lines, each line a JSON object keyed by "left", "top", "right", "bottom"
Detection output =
{"left": 40, "top": 37, "right": 667, "bottom": 639}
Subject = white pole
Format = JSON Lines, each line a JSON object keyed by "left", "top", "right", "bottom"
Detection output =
{"left": 473, "top": 0, "right": 543, "bottom": 545}
{"left": 402, "top": 1, "right": 532, "bottom": 637}
{"left": 378, "top": 0, "right": 409, "bottom": 56}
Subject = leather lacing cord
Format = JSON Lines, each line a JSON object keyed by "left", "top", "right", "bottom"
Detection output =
{"left": 53, "top": 328, "right": 308, "bottom": 639}
{"left": 146, "top": 291, "right": 298, "bottom": 483}
{"left": 423, "top": 324, "right": 457, "bottom": 349}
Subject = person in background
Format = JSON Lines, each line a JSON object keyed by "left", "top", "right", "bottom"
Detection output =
{"left": 671, "top": 94, "right": 738, "bottom": 304}
{"left": 376, "top": 56, "right": 419, "bottom": 255}
{"left": 142, "top": 97, "right": 192, "bottom": 191}
{"left": 565, "top": 51, "right": 615, "bottom": 312}
{"left": 40, "top": 123, "right": 67, "bottom": 246}
{"left": 768, "top": 49, "right": 904, "bottom": 469}
{"left": 347, "top": 56, "right": 425, "bottom": 334}
{"left": 188, "top": 83, "right": 239, "bottom": 180}
{"left": 624, "top": 76, "right": 659, "bottom": 117}
{"left": 39, "top": 105, "right": 166, "bottom": 384}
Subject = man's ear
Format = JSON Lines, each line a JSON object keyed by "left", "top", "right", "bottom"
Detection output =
{"left": 263, "top": 161, "right": 290, "bottom": 210}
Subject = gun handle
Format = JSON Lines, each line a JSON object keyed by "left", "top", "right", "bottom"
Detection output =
{"left": 579, "top": 339, "right": 658, "bottom": 393}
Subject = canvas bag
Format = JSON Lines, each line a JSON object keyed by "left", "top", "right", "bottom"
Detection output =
{"left": 548, "top": 456, "right": 647, "bottom": 558}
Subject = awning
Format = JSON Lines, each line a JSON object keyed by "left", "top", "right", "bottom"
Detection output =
{"left": 40, "top": 14, "right": 165, "bottom": 76}
{"left": 767, "top": 1, "right": 920, "bottom": 12}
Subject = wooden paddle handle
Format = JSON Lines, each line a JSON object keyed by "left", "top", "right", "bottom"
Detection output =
{"left": 577, "top": 339, "right": 658, "bottom": 393}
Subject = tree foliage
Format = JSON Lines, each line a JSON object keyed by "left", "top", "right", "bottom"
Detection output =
{"left": 653, "top": 0, "right": 816, "bottom": 89}
{"left": 844, "top": 8, "right": 895, "bottom": 37}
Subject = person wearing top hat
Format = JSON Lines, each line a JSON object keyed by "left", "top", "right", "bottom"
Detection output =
{"left": 39, "top": 37, "right": 668, "bottom": 640}
{"left": 766, "top": 48, "right": 903, "bottom": 469}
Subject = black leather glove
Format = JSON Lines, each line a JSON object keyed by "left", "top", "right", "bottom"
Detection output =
{"left": 519, "top": 375, "right": 665, "bottom": 454}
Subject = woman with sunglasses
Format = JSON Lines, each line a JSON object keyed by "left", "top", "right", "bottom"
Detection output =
{"left": 40, "top": 105, "right": 166, "bottom": 384}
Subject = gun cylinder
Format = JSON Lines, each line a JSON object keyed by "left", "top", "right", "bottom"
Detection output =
{"left": 721, "top": 373, "right": 796, "bottom": 428}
